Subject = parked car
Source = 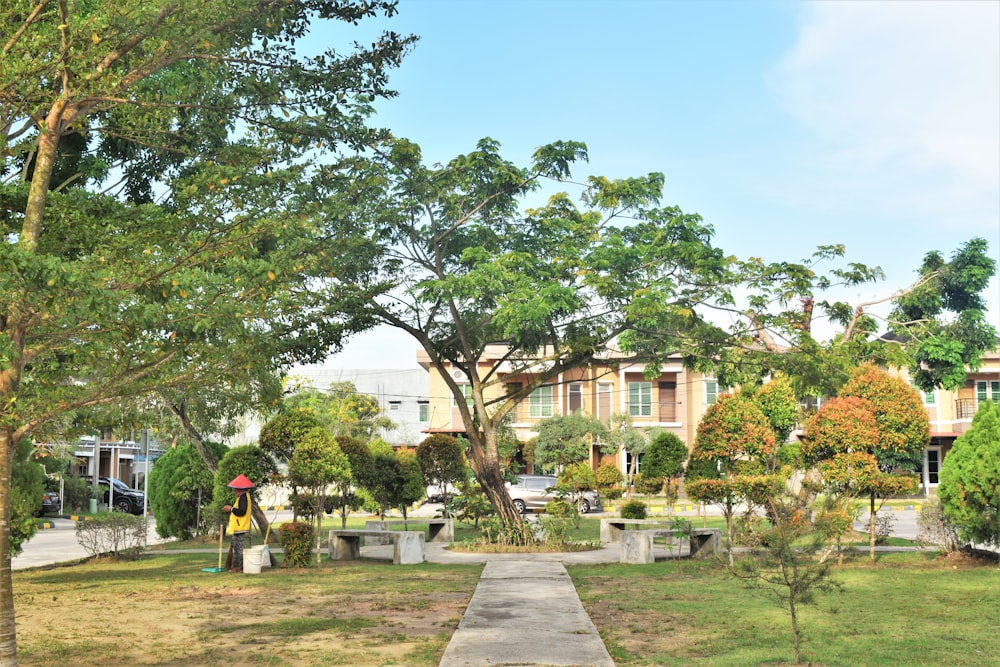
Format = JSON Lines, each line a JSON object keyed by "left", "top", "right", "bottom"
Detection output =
{"left": 84, "top": 476, "right": 146, "bottom": 515}
{"left": 505, "top": 475, "right": 602, "bottom": 514}
{"left": 39, "top": 490, "right": 60, "bottom": 516}
{"left": 425, "top": 483, "right": 459, "bottom": 503}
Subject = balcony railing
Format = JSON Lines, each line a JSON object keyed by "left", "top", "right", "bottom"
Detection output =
{"left": 955, "top": 398, "right": 977, "bottom": 419}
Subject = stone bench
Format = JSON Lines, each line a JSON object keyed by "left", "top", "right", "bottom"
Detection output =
{"left": 328, "top": 529, "right": 425, "bottom": 565}
{"left": 619, "top": 527, "right": 722, "bottom": 564}
{"left": 363, "top": 518, "right": 454, "bottom": 543}
{"left": 601, "top": 518, "right": 688, "bottom": 544}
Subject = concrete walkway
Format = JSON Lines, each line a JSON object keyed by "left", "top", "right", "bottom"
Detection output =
{"left": 437, "top": 559, "right": 615, "bottom": 667}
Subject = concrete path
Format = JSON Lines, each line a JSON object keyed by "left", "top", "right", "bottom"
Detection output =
{"left": 437, "top": 559, "right": 615, "bottom": 667}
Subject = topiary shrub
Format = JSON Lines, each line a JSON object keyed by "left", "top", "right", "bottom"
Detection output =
{"left": 279, "top": 521, "right": 314, "bottom": 567}
{"left": 621, "top": 500, "right": 648, "bottom": 520}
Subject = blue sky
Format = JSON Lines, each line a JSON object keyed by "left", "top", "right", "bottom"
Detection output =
{"left": 312, "top": 0, "right": 1000, "bottom": 370}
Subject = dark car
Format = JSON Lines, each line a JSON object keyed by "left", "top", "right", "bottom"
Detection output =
{"left": 505, "top": 475, "right": 602, "bottom": 514}
{"left": 85, "top": 476, "right": 146, "bottom": 515}
{"left": 39, "top": 490, "right": 60, "bottom": 516}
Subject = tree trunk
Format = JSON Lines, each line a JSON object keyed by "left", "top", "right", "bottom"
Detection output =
{"left": 0, "top": 425, "right": 18, "bottom": 666}
{"left": 869, "top": 493, "right": 877, "bottom": 563}
{"left": 465, "top": 430, "right": 521, "bottom": 527}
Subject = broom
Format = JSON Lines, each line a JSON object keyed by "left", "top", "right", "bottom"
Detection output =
{"left": 201, "top": 524, "right": 226, "bottom": 573}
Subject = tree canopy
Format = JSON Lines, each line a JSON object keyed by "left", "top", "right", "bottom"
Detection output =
{"left": 1, "top": 2, "right": 412, "bottom": 656}
{"left": 316, "top": 136, "right": 733, "bottom": 528}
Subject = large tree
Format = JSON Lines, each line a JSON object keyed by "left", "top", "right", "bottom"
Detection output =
{"left": 1, "top": 2, "right": 412, "bottom": 661}
{"left": 682, "top": 239, "right": 997, "bottom": 399}
{"left": 321, "top": 137, "right": 732, "bottom": 531}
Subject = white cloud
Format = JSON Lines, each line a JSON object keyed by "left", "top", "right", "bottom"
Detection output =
{"left": 769, "top": 1, "right": 999, "bottom": 227}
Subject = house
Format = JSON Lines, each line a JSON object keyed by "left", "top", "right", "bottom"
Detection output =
{"left": 417, "top": 345, "right": 719, "bottom": 472}
{"left": 908, "top": 347, "right": 1000, "bottom": 495}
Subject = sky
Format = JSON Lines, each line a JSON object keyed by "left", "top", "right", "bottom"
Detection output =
{"left": 308, "top": 0, "right": 1000, "bottom": 371}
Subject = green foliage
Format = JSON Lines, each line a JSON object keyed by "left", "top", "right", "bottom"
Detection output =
{"left": 694, "top": 393, "right": 776, "bottom": 474}
{"left": 416, "top": 434, "right": 468, "bottom": 508}
{"left": 533, "top": 413, "right": 609, "bottom": 468}
{"left": 10, "top": 439, "right": 45, "bottom": 555}
{"left": 148, "top": 440, "right": 228, "bottom": 540}
{"left": 733, "top": 494, "right": 842, "bottom": 665}
{"left": 287, "top": 427, "right": 350, "bottom": 530}
{"left": 395, "top": 448, "right": 426, "bottom": 517}
{"left": 775, "top": 441, "right": 804, "bottom": 469}
{"left": 893, "top": 239, "right": 998, "bottom": 391}
{"left": 75, "top": 513, "right": 148, "bottom": 559}
{"left": 621, "top": 500, "right": 648, "bottom": 520}
{"left": 278, "top": 521, "right": 315, "bottom": 568}
{"left": 330, "top": 435, "right": 370, "bottom": 527}
{"left": 446, "top": 484, "right": 494, "bottom": 527}
{"left": 752, "top": 377, "right": 799, "bottom": 447}
{"left": 632, "top": 472, "right": 664, "bottom": 496}
{"left": 258, "top": 410, "right": 325, "bottom": 463}
{"left": 939, "top": 400, "right": 1000, "bottom": 547}
{"left": 61, "top": 476, "right": 92, "bottom": 514}
{"left": 363, "top": 440, "right": 414, "bottom": 518}
{"left": 594, "top": 461, "right": 624, "bottom": 499}
{"left": 283, "top": 383, "right": 395, "bottom": 441}
{"left": 210, "top": 446, "right": 279, "bottom": 526}
{"left": 643, "top": 431, "right": 688, "bottom": 480}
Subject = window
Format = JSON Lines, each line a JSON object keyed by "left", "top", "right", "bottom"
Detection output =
{"left": 388, "top": 400, "right": 401, "bottom": 411}
{"left": 926, "top": 448, "right": 940, "bottom": 486}
{"left": 568, "top": 383, "right": 583, "bottom": 414}
{"left": 453, "top": 384, "right": 474, "bottom": 407}
{"left": 975, "top": 380, "right": 1000, "bottom": 406}
{"left": 628, "top": 381, "right": 652, "bottom": 417}
{"left": 705, "top": 380, "right": 718, "bottom": 407}
{"left": 418, "top": 401, "right": 429, "bottom": 422}
{"left": 922, "top": 389, "right": 935, "bottom": 405}
{"left": 529, "top": 385, "right": 554, "bottom": 418}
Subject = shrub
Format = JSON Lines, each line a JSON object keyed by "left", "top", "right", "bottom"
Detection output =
{"left": 279, "top": 521, "right": 315, "bottom": 567}
{"left": 621, "top": 500, "right": 648, "bottom": 520}
{"left": 594, "top": 461, "right": 624, "bottom": 498}
{"left": 75, "top": 513, "right": 148, "bottom": 559}
{"left": 917, "top": 499, "right": 961, "bottom": 551}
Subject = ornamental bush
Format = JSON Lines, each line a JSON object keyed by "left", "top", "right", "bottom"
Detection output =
{"left": 279, "top": 521, "right": 315, "bottom": 567}
{"left": 621, "top": 500, "right": 648, "bottom": 520}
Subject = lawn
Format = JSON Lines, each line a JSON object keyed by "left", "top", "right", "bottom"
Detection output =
{"left": 571, "top": 550, "right": 999, "bottom": 667}
{"left": 14, "top": 516, "right": 996, "bottom": 667}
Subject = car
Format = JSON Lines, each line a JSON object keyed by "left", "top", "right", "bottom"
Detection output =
{"left": 39, "top": 490, "right": 60, "bottom": 516}
{"left": 425, "top": 483, "right": 459, "bottom": 504}
{"left": 84, "top": 476, "right": 146, "bottom": 515}
{"left": 505, "top": 475, "right": 602, "bottom": 514}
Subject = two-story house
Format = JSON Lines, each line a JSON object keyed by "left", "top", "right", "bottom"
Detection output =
{"left": 910, "top": 347, "right": 1000, "bottom": 494}
{"left": 417, "top": 345, "right": 719, "bottom": 474}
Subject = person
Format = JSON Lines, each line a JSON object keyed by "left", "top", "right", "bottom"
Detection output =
{"left": 223, "top": 474, "right": 254, "bottom": 572}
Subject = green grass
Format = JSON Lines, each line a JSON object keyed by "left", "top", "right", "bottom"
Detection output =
{"left": 570, "top": 551, "right": 1000, "bottom": 667}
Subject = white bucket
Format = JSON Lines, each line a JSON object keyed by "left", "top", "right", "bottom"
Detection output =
{"left": 243, "top": 546, "right": 265, "bottom": 574}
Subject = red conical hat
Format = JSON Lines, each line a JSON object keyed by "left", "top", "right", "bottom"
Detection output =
{"left": 227, "top": 474, "right": 255, "bottom": 489}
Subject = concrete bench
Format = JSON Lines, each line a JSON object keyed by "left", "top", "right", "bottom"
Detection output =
{"left": 363, "top": 518, "right": 454, "bottom": 543}
{"left": 328, "top": 529, "right": 425, "bottom": 565}
{"left": 601, "top": 518, "right": 687, "bottom": 544}
{"left": 619, "top": 527, "right": 722, "bottom": 564}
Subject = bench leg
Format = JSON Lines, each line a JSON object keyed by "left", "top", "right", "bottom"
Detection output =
{"left": 393, "top": 532, "right": 425, "bottom": 565}
{"left": 331, "top": 535, "right": 361, "bottom": 560}
{"left": 689, "top": 531, "right": 720, "bottom": 559}
{"left": 620, "top": 531, "right": 654, "bottom": 564}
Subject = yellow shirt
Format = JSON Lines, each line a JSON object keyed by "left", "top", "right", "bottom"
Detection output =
{"left": 228, "top": 492, "right": 252, "bottom": 534}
